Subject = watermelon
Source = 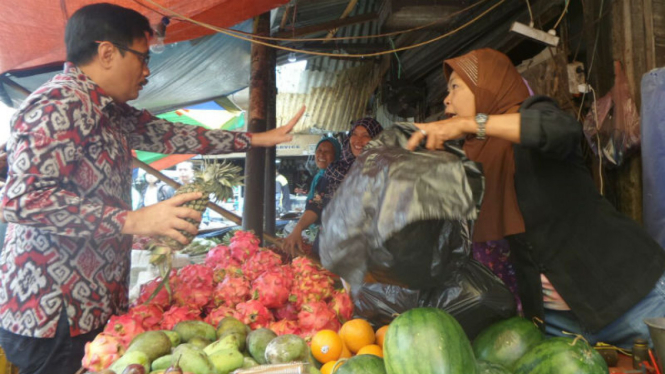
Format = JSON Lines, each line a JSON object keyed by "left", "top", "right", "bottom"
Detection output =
{"left": 335, "top": 355, "right": 387, "bottom": 374}
{"left": 383, "top": 308, "right": 477, "bottom": 374}
{"left": 473, "top": 317, "right": 543, "bottom": 370}
{"left": 513, "top": 337, "right": 609, "bottom": 374}
{"left": 477, "top": 360, "right": 512, "bottom": 374}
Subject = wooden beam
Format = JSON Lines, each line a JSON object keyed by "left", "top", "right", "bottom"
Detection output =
{"left": 244, "top": 13, "right": 271, "bottom": 244}
{"left": 274, "top": 12, "right": 378, "bottom": 39}
{"left": 324, "top": 0, "right": 359, "bottom": 40}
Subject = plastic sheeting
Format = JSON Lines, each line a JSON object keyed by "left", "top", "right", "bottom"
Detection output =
{"left": 353, "top": 259, "right": 516, "bottom": 339}
{"left": 0, "top": 0, "right": 288, "bottom": 74}
{"left": 5, "top": 22, "right": 254, "bottom": 114}
{"left": 583, "top": 61, "right": 641, "bottom": 168}
{"left": 319, "top": 122, "right": 484, "bottom": 290}
{"left": 641, "top": 67, "right": 665, "bottom": 248}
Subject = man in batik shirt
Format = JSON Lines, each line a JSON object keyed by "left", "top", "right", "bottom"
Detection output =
{"left": 0, "top": 4, "right": 304, "bottom": 373}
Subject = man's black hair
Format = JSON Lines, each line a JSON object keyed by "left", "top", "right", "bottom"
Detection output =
{"left": 65, "top": 3, "right": 153, "bottom": 65}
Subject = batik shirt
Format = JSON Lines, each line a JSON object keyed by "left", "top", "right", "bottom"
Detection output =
{"left": 0, "top": 63, "right": 251, "bottom": 338}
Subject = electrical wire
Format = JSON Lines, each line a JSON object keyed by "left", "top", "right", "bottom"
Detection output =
{"left": 138, "top": 0, "right": 506, "bottom": 58}
{"left": 525, "top": 0, "right": 534, "bottom": 26}
{"left": 576, "top": 0, "right": 605, "bottom": 122}
{"left": 389, "top": 38, "right": 402, "bottom": 79}
{"left": 134, "top": 0, "right": 489, "bottom": 43}
{"left": 552, "top": 0, "right": 571, "bottom": 30}
{"left": 590, "top": 85, "right": 603, "bottom": 195}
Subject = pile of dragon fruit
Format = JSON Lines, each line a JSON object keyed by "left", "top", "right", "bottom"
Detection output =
{"left": 101, "top": 231, "right": 353, "bottom": 349}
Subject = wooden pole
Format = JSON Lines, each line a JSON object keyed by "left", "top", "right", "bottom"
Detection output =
{"left": 243, "top": 12, "right": 272, "bottom": 243}
{"left": 264, "top": 43, "right": 277, "bottom": 236}
{"left": 132, "top": 158, "right": 283, "bottom": 247}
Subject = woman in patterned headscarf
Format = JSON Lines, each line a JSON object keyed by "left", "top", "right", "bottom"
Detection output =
{"left": 406, "top": 48, "right": 665, "bottom": 349}
{"left": 283, "top": 118, "right": 383, "bottom": 257}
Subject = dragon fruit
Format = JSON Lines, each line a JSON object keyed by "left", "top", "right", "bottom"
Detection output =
{"left": 269, "top": 320, "right": 301, "bottom": 336}
{"left": 273, "top": 300, "right": 299, "bottom": 321}
{"left": 172, "top": 264, "right": 214, "bottom": 310}
{"left": 291, "top": 272, "right": 335, "bottom": 308}
{"left": 204, "top": 306, "right": 236, "bottom": 327}
{"left": 135, "top": 274, "right": 174, "bottom": 310}
{"left": 81, "top": 333, "right": 125, "bottom": 372}
{"left": 127, "top": 303, "right": 164, "bottom": 331}
{"left": 205, "top": 244, "right": 232, "bottom": 267}
{"left": 213, "top": 274, "right": 251, "bottom": 308}
{"left": 234, "top": 300, "right": 274, "bottom": 330}
{"left": 229, "top": 230, "right": 260, "bottom": 262}
{"left": 291, "top": 256, "right": 319, "bottom": 276}
{"left": 103, "top": 314, "right": 146, "bottom": 349}
{"left": 242, "top": 249, "right": 283, "bottom": 280}
{"left": 329, "top": 289, "right": 354, "bottom": 322}
{"left": 298, "top": 301, "right": 340, "bottom": 339}
{"left": 251, "top": 270, "right": 292, "bottom": 309}
{"left": 161, "top": 306, "right": 201, "bottom": 330}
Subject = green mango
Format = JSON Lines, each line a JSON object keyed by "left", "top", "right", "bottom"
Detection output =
{"left": 109, "top": 351, "right": 150, "bottom": 374}
{"left": 216, "top": 316, "right": 247, "bottom": 338}
{"left": 160, "top": 330, "right": 181, "bottom": 347}
{"left": 188, "top": 336, "right": 212, "bottom": 350}
{"left": 246, "top": 328, "right": 277, "bottom": 365}
{"left": 173, "top": 320, "right": 217, "bottom": 342}
{"left": 204, "top": 333, "right": 244, "bottom": 356}
{"left": 265, "top": 334, "right": 309, "bottom": 364}
{"left": 126, "top": 331, "right": 172, "bottom": 362}
{"left": 208, "top": 348, "right": 244, "bottom": 374}
{"left": 242, "top": 357, "right": 259, "bottom": 369}
{"left": 172, "top": 343, "right": 216, "bottom": 374}
{"left": 151, "top": 355, "right": 172, "bottom": 372}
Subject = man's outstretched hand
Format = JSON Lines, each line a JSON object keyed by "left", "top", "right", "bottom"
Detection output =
{"left": 251, "top": 105, "right": 306, "bottom": 147}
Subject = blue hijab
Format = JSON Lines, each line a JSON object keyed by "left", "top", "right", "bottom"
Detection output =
{"left": 307, "top": 137, "right": 342, "bottom": 201}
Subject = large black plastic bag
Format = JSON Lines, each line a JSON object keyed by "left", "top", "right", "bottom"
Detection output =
{"left": 319, "top": 122, "right": 484, "bottom": 289}
{"left": 352, "top": 258, "right": 516, "bottom": 339}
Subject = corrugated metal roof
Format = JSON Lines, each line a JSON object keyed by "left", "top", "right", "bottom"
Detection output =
{"left": 274, "top": 0, "right": 381, "bottom": 72}
{"left": 276, "top": 61, "right": 381, "bottom": 132}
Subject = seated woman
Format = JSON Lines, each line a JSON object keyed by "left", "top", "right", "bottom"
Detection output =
{"left": 283, "top": 118, "right": 383, "bottom": 257}
{"left": 408, "top": 48, "right": 665, "bottom": 348}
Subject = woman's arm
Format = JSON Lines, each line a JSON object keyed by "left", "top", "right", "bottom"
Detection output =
{"left": 407, "top": 96, "right": 581, "bottom": 160}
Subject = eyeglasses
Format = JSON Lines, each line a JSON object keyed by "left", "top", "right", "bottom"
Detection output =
{"left": 95, "top": 41, "right": 150, "bottom": 66}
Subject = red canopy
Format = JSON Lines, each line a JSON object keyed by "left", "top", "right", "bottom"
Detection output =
{"left": 0, "top": 0, "right": 288, "bottom": 74}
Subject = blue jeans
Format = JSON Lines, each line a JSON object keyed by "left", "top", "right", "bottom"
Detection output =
{"left": 544, "top": 271, "right": 665, "bottom": 349}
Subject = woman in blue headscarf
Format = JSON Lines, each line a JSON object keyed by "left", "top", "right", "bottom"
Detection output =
{"left": 306, "top": 137, "right": 342, "bottom": 201}
{"left": 283, "top": 118, "right": 383, "bottom": 256}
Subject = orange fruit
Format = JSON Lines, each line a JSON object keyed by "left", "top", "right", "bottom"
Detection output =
{"left": 356, "top": 344, "right": 383, "bottom": 358}
{"left": 339, "top": 319, "right": 376, "bottom": 353}
{"left": 311, "top": 330, "right": 343, "bottom": 363}
{"left": 321, "top": 360, "right": 342, "bottom": 374}
{"left": 339, "top": 341, "right": 352, "bottom": 358}
{"left": 375, "top": 325, "right": 389, "bottom": 348}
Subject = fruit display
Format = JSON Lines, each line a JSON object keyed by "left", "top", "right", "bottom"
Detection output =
{"left": 84, "top": 228, "right": 609, "bottom": 374}
{"left": 82, "top": 230, "right": 352, "bottom": 373}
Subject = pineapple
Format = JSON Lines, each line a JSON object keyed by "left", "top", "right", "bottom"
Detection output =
{"left": 146, "top": 161, "right": 243, "bottom": 302}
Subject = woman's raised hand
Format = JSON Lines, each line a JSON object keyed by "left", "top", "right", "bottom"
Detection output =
{"left": 406, "top": 117, "right": 474, "bottom": 151}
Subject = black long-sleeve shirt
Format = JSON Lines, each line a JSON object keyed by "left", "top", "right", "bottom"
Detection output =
{"left": 512, "top": 96, "right": 665, "bottom": 332}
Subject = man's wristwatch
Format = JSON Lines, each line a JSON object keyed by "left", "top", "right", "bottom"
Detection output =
{"left": 475, "top": 113, "right": 489, "bottom": 140}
